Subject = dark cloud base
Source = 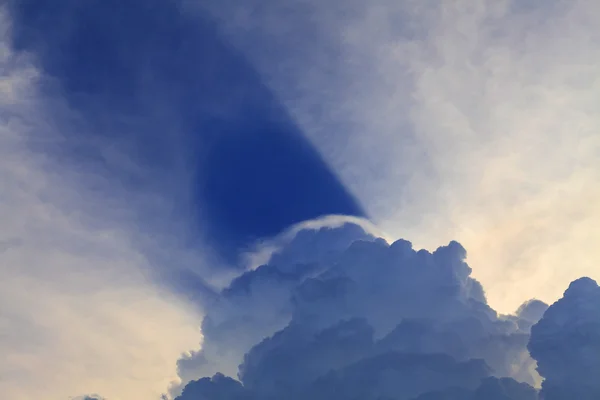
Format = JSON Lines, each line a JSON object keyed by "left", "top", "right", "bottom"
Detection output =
{"left": 169, "top": 222, "right": 599, "bottom": 400}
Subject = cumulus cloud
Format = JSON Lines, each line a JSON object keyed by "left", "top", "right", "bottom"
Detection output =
{"left": 412, "top": 377, "right": 538, "bottom": 400}
{"left": 173, "top": 222, "right": 563, "bottom": 400}
{"left": 173, "top": 221, "right": 377, "bottom": 394}
{"left": 528, "top": 277, "right": 600, "bottom": 400}
{"left": 191, "top": 0, "right": 600, "bottom": 313}
{"left": 5, "top": 1, "right": 598, "bottom": 399}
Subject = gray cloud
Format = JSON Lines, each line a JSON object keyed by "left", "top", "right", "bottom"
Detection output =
{"left": 175, "top": 223, "right": 551, "bottom": 400}
{"left": 528, "top": 277, "right": 600, "bottom": 400}
{"left": 172, "top": 222, "right": 376, "bottom": 395}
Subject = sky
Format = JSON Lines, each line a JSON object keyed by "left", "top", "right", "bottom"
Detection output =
{"left": 1, "top": 0, "right": 599, "bottom": 399}
{"left": 197, "top": 0, "right": 600, "bottom": 312}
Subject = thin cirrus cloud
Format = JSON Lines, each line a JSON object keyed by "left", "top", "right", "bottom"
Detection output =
{"left": 196, "top": 0, "right": 600, "bottom": 313}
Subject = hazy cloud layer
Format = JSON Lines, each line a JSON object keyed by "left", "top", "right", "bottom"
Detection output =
{"left": 193, "top": 0, "right": 600, "bottom": 313}
{"left": 0, "top": 9, "right": 203, "bottom": 400}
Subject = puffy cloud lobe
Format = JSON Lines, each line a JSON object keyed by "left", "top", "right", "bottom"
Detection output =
{"left": 414, "top": 377, "right": 538, "bottom": 400}
{"left": 305, "top": 352, "right": 489, "bottom": 400}
{"left": 175, "top": 223, "right": 552, "bottom": 400}
{"left": 240, "top": 318, "right": 375, "bottom": 397}
{"left": 174, "top": 223, "right": 375, "bottom": 389}
{"left": 284, "top": 237, "right": 539, "bottom": 385}
{"left": 508, "top": 300, "right": 549, "bottom": 332}
{"left": 177, "top": 374, "right": 255, "bottom": 400}
{"left": 528, "top": 277, "right": 600, "bottom": 400}
{"left": 470, "top": 377, "right": 538, "bottom": 400}
{"left": 290, "top": 238, "right": 489, "bottom": 333}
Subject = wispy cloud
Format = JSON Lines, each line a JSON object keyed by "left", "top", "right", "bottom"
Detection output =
{"left": 0, "top": 9, "right": 203, "bottom": 399}
{"left": 241, "top": 214, "right": 391, "bottom": 270}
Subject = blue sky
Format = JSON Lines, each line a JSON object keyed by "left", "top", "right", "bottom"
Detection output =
{"left": 1, "top": 0, "right": 599, "bottom": 399}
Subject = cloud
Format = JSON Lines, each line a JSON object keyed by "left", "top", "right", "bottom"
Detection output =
{"left": 4, "top": 1, "right": 598, "bottom": 399}
{"left": 177, "top": 373, "right": 255, "bottom": 400}
{"left": 190, "top": 0, "right": 600, "bottom": 314}
{"left": 71, "top": 396, "right": 107, "bottom": 400}
{"left": 528, "top": 277, "right": 600, "bottom": 400}
{"left": 0, "top": 237, "right": 23, "bottom": 252}
{"left": 413, "top": 377, "right": 538, "bottom": 400}
{"left": 0, "top": 7, "right": 203, "bottom": 400}
{"left": 10, "top": 0, "right": 366, "bottom": 266}
{"left": 305, "top": 352, "right": 490, "bottom": 400}
{"left": 172, "top": 221, "right": 377, "bottom": 395}
{"left": 241, "top": 214, "right": 389, "bottom": 270}
{"left": 1, "top": 1, "right": 371, "bottom": 398}
{"left": 175, "top": 222, "right": 554, "bottom": 400}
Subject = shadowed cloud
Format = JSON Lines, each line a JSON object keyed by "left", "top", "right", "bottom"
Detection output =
{"left": 8, "top": 0, "right": 366, "bottom": 264}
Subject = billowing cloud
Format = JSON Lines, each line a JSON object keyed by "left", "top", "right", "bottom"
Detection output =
{"left": 173, "top": 221, "right": 377, "bottom": 394}
{"left": 174, "top": 222, "right": 557, "bottom": 400}
{"left": 528, "top": 277, "right": 600, "bottom": 400}
{"left": 2, "top": 0, "right": 369, "bottom": 398}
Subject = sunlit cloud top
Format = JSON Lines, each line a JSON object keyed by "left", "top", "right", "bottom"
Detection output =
{"left": 3, "top": 0, "right": 600, "bottom": 398}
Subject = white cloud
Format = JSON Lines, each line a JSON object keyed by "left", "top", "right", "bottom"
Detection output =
{"left": 196, "top": 0, "right": 600, "bottom": 313}
{"left": 241, "top": 214, "right": 391, "bottom": 270}
{"left": 0, "top": 9, "right": 202, "bottom": 400}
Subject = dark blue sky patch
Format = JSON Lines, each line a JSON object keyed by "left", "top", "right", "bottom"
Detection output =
{"left": 8, "top": 0, "right": 366, "bottom": 264}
